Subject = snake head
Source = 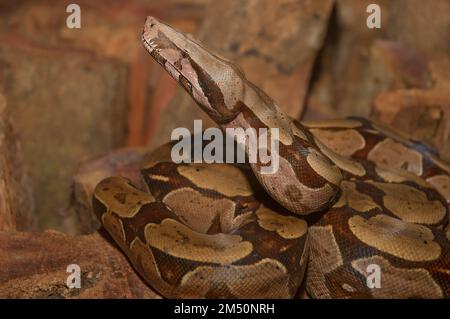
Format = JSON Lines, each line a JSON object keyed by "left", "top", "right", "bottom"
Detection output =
{"left": 142, "top": 16, "right": 245, "bottom": 123}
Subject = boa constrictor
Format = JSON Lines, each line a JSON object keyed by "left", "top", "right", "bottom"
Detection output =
{"left": 93, "top": 17, "right": 450, "bottom": 299}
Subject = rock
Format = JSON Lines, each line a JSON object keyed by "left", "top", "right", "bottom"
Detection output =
{"left": 304, "top": 0, "right": 390, "bottom": 120}
{"left": 0, "top": 230, "right": 161, "bottom": 298}
{"left": 0, "top": 0, "right": 209, "bottom": 232}
{"left": 70, "top": 147, "right": 147, "bottom": 234}
{"left": 0, "top": 39, "right": 128, "bottom": 232}
{"left": 304, "top": 0, "right": 450, "bottom": 121}
{"left": 0, "top": 94, "right": 35, "bottom": 231}
{"left": 373, "top": 58, "right": 450, "bottom": 161}
{"left": 0, "top": 0, "right": 209, "bottom": 148}
{"left": 386, "top": 0, "right": 450, "bottom": 56}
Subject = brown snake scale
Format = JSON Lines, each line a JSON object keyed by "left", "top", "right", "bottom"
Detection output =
{"left": 93, "top": 17, "right": 450, "bottom": 299}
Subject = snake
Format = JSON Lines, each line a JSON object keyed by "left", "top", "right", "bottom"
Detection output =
{"left": 92, "top": 16, "right": 450, "bottom": 299}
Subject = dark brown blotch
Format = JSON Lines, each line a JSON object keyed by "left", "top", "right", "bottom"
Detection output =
{"left": 114, "top": 192, "right": 127, "bottom": 204}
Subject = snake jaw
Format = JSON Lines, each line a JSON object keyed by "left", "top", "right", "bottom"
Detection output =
{"left": 142, "top": 16, "right": 245, "bottom": 123}
{"left": 142, "top": 36, "right": 155, "bottom": 54}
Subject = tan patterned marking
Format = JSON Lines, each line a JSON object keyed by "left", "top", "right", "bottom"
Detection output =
{"left": 163, "top": 188, "right": 236, "bottom": 233}
{"left": 428, "top": 153, "right": 450, "bottom": 174}
{"left": 375, "top": 166, "right": 431, "bottom": 188}
{"left": 302, "top": 119, "right": 362, "bottom": 129}
{"left": 102, "top": 213, "right": 126, "bottom": 243}
{"left": 284, "top": 184, "right": 303, "bottom": 203}
{"left": 180, "top": 258, "right": 290, "bottom": 298}
{"left": 306, "top": 148, "right": 342, "bottom": 186}
{"left": 368, "top": 138, "right": 423, "bottom": 176}
{"left": 177, "top": 163, "right": 257, "bottom": 197}
{"left": 352, "top": 256, "right": 443, "bottom": 298}
{"left": 310, "top": 129, "right": 366, "bottom": 157}
{"left": 342, "top": 283, "right": 356, "bottom": 293}
{"left": 365, "top": 129, "right": 379, "bottom": 135}
{"left": 371, "top": 120, "right": 413, "bottom": 145}
{"left": 143, "top": 143, "right": 173, "bottom": 169}
{"left": 147, "top": 174, "right": 170, "bottom": 182}
{"left": 315, "top": 138, "right": 366, "bottom": 176}
{"left": 256, "top": 205, "right": 307, "bottom": 239}
{"left": 369, "top": 181, "right": 446, "bottom": 225}
{"left": 308, "top": 225, "right": 343, "bottom": 274}
{"left": 305, "top": 225, "right": 343, "bottom": 299}
{"left": 258, "top": 155, "right": 338, "bottom": 215}
{"left": 291, "top": 121, "right": 308, "bottom": 140}
{"left": 333, "top": 181, "right": 380, "bottom": 212}
{"left": 348, "top": 215, "right": 441, "bottom": 262}
{"left": 95, "top": 177, "right": 154, "bottom": 218}
{"left": 145, "top": 218, "right": 252, "bottom": 264}
{"left": 130, "top": 237, "right": 162, "bottom": 278}
{"left": 220, "top": 210, "right": 254, "bottom": 234}
{"left": 426, "top": 175, "right": 450, "bottom": 203}
{"left": 243, "top": 88, "right": 297, "bottom": 146}
{"left": 129, "top": 238, "right": 175, "bottom": 297}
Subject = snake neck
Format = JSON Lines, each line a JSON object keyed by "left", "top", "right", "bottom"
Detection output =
{"left": 142, "top": 16, "right": 343, "bottom": 214}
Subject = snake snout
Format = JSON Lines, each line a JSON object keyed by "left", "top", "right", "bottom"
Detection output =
{"left": 142, "top": 16, "right": 161, "bottom": 44}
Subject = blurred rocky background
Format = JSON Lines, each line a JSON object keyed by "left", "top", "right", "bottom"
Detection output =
{"left": 0, "top": 0, "right": 449, "bottom": 298}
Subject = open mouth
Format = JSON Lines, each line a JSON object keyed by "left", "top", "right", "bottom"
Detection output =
{"left": 142, "top": 36, "right": 170, "bottom": 69}
{"left": 142, "top": 35, "right": 158, "bottom": 55}
{"left": 142, "top": 36, "right": 192, "bottom": 93}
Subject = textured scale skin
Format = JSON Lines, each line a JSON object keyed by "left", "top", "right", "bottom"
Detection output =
{"left": 92, "top": 17, "right": 450, "bottom": 299}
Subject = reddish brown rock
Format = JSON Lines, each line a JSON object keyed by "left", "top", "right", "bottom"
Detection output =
{"left": 0, "top": 38, "right": 128, "bottom": 232}
{"left": 0, "top": 0, "right": 209, "bottom": 232}
{"left": 0, "top": 0, "right": 209, "bottom": 148}
{"left": 386, "top": 0, "right": 450, "bottom": 56}
{"left": 0, "top": 94, "right": 35, "bottom": 231}
{"left": 367, "top": 40, "right": 432, "bottom": 90}
{"left": 55, "top": 0, "right": 208, "bottom": 146}
{"left": 70, "top": 147, "right": 147, "bottom": 234}
{"left": 304, "top": 0, "right": 390, "bottom": 120}
{"left": 200, "top": 0, "right": 334, "bottom": 119}
{"left": 304, "top": 0, "right": 450, "bottom": 121}
{"left": 0, "top": 230, "right": 161, "bottom": 298}
{"left": 373, "top": 58, "right": 450, "bottom": 161}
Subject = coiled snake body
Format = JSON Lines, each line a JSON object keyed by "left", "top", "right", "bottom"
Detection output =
{"left": 93, "top": 17, "right": 450, "bottom": 298}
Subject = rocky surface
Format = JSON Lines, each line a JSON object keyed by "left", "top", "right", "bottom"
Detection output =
{"left": 0, "top": 230, "right": 161, "bottom": 298}
{"left": 70, "top": 147, "right": 147, "bottom": 234}
{"left": 0, "top": 94, "right": 34, "bottom": 231}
